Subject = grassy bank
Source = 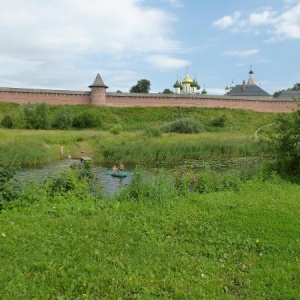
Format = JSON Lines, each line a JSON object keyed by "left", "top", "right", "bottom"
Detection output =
{"left": 1, "top": 102, "right": 277, "bottom": 133}
{"left": 0, "top": 104, "right": 278, "bottom": 165}
{"left": 1, "top": 174, "right": 299, "bottom": 299}
{"left": 0, "top": 129, "right": 269, "bottom": 165}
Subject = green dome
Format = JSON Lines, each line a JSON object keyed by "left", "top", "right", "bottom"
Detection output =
{"left": 201, "top": 88, "right": 207, "bottom": 95}
{"left": 173, "top": 80, "right": 182, "bottom": 88}
{"left": 190, "top": 80, "right": 198, "bottom": 88}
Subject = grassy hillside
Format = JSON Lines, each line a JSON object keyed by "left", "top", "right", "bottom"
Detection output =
{"left": 0, "top": 102, "right": 278, "bottom": 133}
{"left": 0, "top": 102, "right": 278, "bottom": 165}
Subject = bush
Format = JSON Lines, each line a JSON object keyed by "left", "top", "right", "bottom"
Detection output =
{"left": 1, "top": 115, "right": 13, "bottom": 128}
{"left": 271, "top": 105, "right": 300, "bottom": 175}
{"left": 73, "top": 111, "right": 101, "bottom": 129}
{"left": 210, "top": 115, "right": 226, "bottom": 127}
{"left": 11, "top": 103, "right": 50, "bottom": 129}
{"left": 160, "top": 117, "right": 204, "bottom": 134}
{"left": 45, "top": 168, "right": 89, "bottom": 197}
{"left": 110, "top": 125, "right": 123, "bottom": 135}
{"left": 52, "top": 107, "right": 73, "bottom": 130}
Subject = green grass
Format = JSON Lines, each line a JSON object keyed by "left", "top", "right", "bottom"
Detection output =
{"left": 0, "top": 103, "right": 298, "bottom": 299}
{"left": 0, "top": 103, "right": 278, "bottom": 165}
{"left": 1, "top": 175, "right": 299, "bottom": 299}
{"left": 1, "top": 102, "right": 277, "bottom": 133}
{"left": 0, "top": 129, "right": 270, "bottom": 166}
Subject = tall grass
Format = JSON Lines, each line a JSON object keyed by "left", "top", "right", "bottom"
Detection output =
{"left": 0, "top": 129, "right": 96, "bottom": 165}
{"left": 0, "top": 129, "right": 269, "bottom": 165}
{"left": 94, "top": 132, "right": 266, "bottom": 163}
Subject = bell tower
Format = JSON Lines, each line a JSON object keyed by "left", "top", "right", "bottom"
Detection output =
{"left": 247, "top": 65, "right": 255, "bottom": 85}
{"left": 89, "top": 73, "right": 108, "bottom": 106}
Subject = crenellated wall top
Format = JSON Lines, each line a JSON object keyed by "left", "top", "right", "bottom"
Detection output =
{"left": 0, "top": 87, "right": 90, "bottom": 96}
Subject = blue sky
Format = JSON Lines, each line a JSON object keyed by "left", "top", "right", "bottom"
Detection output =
{"left": 0, "top": 0, "right": 299, "bottom": 95}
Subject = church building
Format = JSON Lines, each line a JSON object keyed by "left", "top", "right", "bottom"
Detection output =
{"left": 173, "top": 70, "right": 206, "bottom": 95}
{"left": 225, "top": 67, "right": 270, "bottom": 97}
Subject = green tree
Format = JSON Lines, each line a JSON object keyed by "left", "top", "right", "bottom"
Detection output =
{"left": 12, "top": 103, "right": 50, "bottom": 129}
{"left": 292, "top": 83, "right": 300, "bottom": 90}
{"left": 272, "top": 101, "right": 300, "bottom": 175}
{"left": 162, "top": 88, "right": 174, "bottom": 94}
{"left": 52, "top": 107, "right": 73, "bottom": 130}
{"left": 73, "top": 111, "right": 101, "bottom": 129}
{"left": 130, "top": 79, "right": 151, "bottom": 93}
{"left": 273, "top": 90, "right": 284, "bottom": 98}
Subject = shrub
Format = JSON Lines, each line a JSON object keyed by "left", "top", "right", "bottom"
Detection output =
{"left": 45, "top": 168, "right": 89, "bottom": 197}
{"left": 160, "top": 117, "right": 204, "bottom": 134}
{"left": 110, "top": 125, "right": 123, "bottom": 135}
{"left": 73, "top": 111, "right": 101, "bottom": 129}
{"left": 52, "top": 106, "right": 73, "bottom": 130}
{"left": 11, "top": 103, "right": 50, "bottom": 129}
{"left": 210, "top": 115, "right": 226, "bottom": 127}
{"left": 12, "top": 108, "right": 27, "bottom": 129}
{"left": 271, "top": 105, "right": 300, "bottom": 175}
{"left": 1, "top": 115, "right": 13, "bottom": 128}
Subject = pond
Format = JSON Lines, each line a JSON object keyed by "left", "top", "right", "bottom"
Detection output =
{"left": 15, "top": 157, "right": 265, "bottom": 195}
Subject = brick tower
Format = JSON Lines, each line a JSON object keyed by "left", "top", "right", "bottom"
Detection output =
{"left": 89, "top": 73, "right": 108, "bottom": 105}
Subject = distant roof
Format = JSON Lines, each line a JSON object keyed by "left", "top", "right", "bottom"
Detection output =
{"left": 89, "top": 73, "right": 108, "bottom": 88}
{"left": 227, "top": 84, "right": 270, "bottom": 96}
{"left": 277, "top": 90, "right": 300, "bottom": 99}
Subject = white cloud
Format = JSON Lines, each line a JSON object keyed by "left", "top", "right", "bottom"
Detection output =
{"left": 163, "top": 0, "right": 183, "bottom": 8}
{"left": 249, "top": 11, "right": 277, "bottom": 26}
{"left": 223, "top": 49, "right": 260, "bottom": 57}
{"left": 0, "top": 0, "right": 184, "bottom": 88}
{"left": 274, "top": 3, "right": 300, "bottom": 39}
{"left": 213, "top": 12, "right": 241, "bottom": 29}
{"left": 213, "top": 2, "right": 300, "bottom": 41}
{"left": 146, "top": 55, "right": 189, "bottom": 70}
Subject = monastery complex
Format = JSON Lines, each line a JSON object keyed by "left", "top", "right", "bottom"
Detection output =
{"left": 0, "top": 69, "right": 298, "bottom": 113}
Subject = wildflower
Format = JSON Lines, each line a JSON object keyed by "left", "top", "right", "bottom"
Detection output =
{"left": 2, "top": 232, "right": 6, "bottom": 237}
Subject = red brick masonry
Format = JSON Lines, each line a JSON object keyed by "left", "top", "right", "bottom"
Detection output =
{"left": 0, "top": 87, "right": 298, "bottom": 113}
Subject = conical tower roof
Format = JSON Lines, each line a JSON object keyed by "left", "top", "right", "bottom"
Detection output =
{"left": 89, "top": 73, "right": 108, "bottom": 88}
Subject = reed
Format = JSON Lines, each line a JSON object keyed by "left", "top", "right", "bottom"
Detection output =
{"left": 94, "top": 132, "right": 266, "bottom": 163}
{"left": 0, "top": 129, "right": 268, "bottom": 165}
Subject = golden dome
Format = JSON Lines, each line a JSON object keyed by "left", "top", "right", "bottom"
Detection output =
{"left": 182, "top": 74, "right": 193, "bottom": 84}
